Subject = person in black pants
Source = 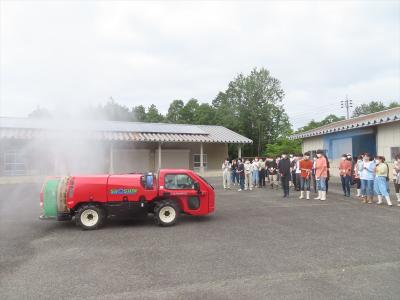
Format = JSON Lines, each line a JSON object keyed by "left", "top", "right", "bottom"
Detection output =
{"left": 278, "top": 153, "right": 291, "bottom": 197}
{"left": 237, "top": 159, "right": 245, "bottom": 191}
{"left": 259, "top": 158, "right": 266, "bottom": 188}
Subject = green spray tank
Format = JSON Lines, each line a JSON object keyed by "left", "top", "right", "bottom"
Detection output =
{"left": 40, "top": 177, "right": 71, "bottom": 220}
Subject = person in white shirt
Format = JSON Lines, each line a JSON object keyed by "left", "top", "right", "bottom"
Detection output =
{"left": 244, "top": 159, "right": 253, "bottom": 190}
{"left": 221, "top": 158, "right": 231, "bottom": 189}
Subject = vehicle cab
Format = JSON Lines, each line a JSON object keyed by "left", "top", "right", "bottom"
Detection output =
{"left": 158, "top": 169, "right": 215, "bottom": 215}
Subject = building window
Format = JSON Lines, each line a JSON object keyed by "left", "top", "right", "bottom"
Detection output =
{"left": 4, "top": 151, "right": 26, "bottom": 176}
{"left": 164, "top": 174, "right": 195, "bottom": 190}
{"left": 193, "top": 154, "right": 207, "bottom": 171}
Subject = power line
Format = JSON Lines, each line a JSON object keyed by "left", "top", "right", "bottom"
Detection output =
{"left": 285, "top": 102, "right": 343, "bottom": 119}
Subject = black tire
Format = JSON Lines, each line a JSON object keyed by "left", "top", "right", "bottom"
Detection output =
{"left": 75, "top": 204, "right": 105, "bottom": 230}
{"left": 154, "top": 200, "right": 179, "bottom": 227}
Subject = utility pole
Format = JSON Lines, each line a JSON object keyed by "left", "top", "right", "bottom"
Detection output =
{"left": 341, "top": 95, "right": 353, "bottom": 119}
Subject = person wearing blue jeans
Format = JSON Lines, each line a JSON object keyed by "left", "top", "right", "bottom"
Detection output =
{"left": 341, "top": 176, "right": 351, "bottom": 196}
{"left": 360, "top": 153, "right": 376, "bottom": 204}
{"left": 374, "top": 156, "right": 392, "bottom": 206}
{"left": 316, "top": 176, "right": 326, "bottom": 193}
{"left": 314, "top": 150, "right": 328, "bottom": 200}
{"left": 251, "top": 158, "right": 259, "bottom": 188}
{"left": 231, "top": 159, "right": 238, "bottom": 186}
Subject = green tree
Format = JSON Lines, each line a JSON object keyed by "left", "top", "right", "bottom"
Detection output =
{"left": 213, "top": 67, "right": 288, "bottom": 156}
{"left": 92, "top": 98, "right": 134, "bottom": 121}
{"left": 212, "top": 91, "right": 238, "bottom": 129}
{"left": 193, "top": 103, "right": 216, "bottom": 125}
{"left": 264, "top": 137, "right": 302, "bottom": 157}
{"left": 297, "top": 114, "right": 345, "bottom": 133}
{"left": 166, "top": 100, "right": 184, "bottom": 123}
{"left": 352, "top": 101, "right": 386, "bottom": 117}
{"left": 387, "top": 101, "right": 400, "bottom": 109}
{"left": 180, "top": 98, "right": 200, "bottom": 123}
{"left": 145, "top": 104, "right": 165, "bottom": 122}
{"left": 133, "top": 105, "right": 147, "bottom": 121}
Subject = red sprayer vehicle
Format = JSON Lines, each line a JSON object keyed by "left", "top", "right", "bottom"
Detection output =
{"left": 40, "top": 169, "right": 215, "bottom": 230}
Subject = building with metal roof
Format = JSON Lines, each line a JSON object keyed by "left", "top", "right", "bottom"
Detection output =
{"left": 0, "top": 117, "right": 252, "bottom": 176}
{"left": 289, "top": 107, "right": 400, "bottom": 176}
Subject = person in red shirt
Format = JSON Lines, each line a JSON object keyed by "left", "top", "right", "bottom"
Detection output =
{"left": 314, "top": 150, "right": 328, "bottom": 200}
{"left": 339, "top": 154, "right": 353, "bottom": 197}
{"left": 299, "top": 152, "right": 313, "bottom": 199}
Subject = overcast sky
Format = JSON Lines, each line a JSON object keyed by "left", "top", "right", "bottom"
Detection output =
{"left": 1, "top": 0, "right": 399, "bottom": 128}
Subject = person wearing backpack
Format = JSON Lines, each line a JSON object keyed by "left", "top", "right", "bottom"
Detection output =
{"left": 374, "top": 156, "right": 392, "bottom": 206}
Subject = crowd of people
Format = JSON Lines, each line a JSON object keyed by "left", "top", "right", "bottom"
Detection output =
{"left": 221, "top": 151, "right": 400, "bottom": 206}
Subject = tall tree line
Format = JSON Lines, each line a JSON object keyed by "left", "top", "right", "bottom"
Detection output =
{"left": 28, "top": 67, "right": 398, "bottom": 157}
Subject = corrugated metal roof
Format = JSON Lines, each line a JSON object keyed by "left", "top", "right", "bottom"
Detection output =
{"left": 197, "top": 125, "right": 253, "bottom": 144}
{"left": 0, "top": 117, "right": 252, "bottom": 144}
{"left": 0, "top": 117, "right": 207, "bottom": 134}
{"left": 289, "top": 107, "right": 400, "bottom": 140}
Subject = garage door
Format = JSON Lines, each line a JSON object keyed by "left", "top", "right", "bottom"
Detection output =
{"left": 155, "top": 149, "right": 189, "bottom": 169}
{"left": 113, "top": 149, "right": 151, "bottom": 173}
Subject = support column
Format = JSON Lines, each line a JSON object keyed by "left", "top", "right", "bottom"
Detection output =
{"left": 238, "top": 145, "right": 242, "bottom": 159}
{"left": 200, "top": 142, "right": 204, "bottom": 175}
{"left": 109, "top": 142, "right": 114, "bottom": 174}
{"left": 158, "top": 142, "right": 162, "bottom": 171}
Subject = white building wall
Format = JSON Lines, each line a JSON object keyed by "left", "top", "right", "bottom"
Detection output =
{"left": 377, "top": 122, "right": 400, "bottom": 161}
{"left": 155, "top": 149, "right": 190, "bottom": 170}
{"left": 302, "top": 136, "right": 324, "bottom": 153}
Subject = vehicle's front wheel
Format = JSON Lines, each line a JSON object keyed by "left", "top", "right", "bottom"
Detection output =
{"left": 75, "top": 205, "right": 105, "bottom": 230}
{"left": 154, "top": 200, "right": 179, "bottom": 227}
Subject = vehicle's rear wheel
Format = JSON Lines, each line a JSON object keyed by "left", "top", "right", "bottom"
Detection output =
{"left": 154, "top": 200, "right": 179, "bottom": 227}
{"left": 75, "top": 205, "right": 105, "bottom": 230}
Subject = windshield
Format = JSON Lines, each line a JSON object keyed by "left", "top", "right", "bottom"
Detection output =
{"left": 198, "top": 175, "right": 214, "bottom": 190}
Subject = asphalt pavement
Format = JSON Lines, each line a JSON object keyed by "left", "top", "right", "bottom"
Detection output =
{"left": 1, "top": 179, "right": 400, "bottom": 300}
